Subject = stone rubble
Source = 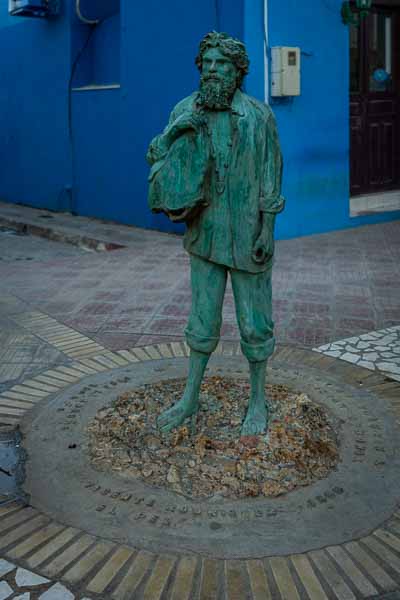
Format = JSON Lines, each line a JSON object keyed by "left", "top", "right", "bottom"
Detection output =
{"left": 87, "top": 376, "right": 340, "bottom": 500}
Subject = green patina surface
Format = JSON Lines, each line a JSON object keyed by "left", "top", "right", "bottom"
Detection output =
{"left": 147, "top": 32, "right": 285, "bottom": 436}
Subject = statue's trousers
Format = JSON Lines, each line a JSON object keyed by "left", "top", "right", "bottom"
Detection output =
{"left": 185, "top": 254, "right": 275, "bottom": 363}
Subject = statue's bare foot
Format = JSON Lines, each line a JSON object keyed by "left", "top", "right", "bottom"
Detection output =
{"left": 241, "top": 403, "right": 268, "bottom": 436}
{"left": 158, "top": 397, "right": 198, "bottom": 433}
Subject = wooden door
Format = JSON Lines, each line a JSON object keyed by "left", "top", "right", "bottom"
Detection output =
{"left": 350, "top": 4, "right": 400, "bottom": 196}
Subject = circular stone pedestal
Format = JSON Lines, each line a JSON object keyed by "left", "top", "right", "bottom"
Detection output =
{"left": 22, "top": 354, "right": 400, "bottom": 560}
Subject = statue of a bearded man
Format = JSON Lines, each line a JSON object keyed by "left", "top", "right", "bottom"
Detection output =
{"left": 147, "top": 32, "right": 285, "bottom": 436}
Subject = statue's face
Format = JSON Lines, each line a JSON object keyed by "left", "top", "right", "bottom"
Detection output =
{"left": 199, "top": 46, "right": 238, "bottom": 110}
{"left": 201, "top": 47, "right": 238, "bottom": 87}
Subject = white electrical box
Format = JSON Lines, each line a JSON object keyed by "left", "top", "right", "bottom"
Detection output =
{"left": 271, "top": 47, "right": 301, "bottom": 97}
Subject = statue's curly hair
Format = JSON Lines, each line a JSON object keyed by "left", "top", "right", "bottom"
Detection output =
{"left": 195, "top": 31, "right": 250, "bottom": 87}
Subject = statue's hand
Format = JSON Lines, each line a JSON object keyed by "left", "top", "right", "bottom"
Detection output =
{"left": 251, "top": 233, "right": 274, "bottom": 264}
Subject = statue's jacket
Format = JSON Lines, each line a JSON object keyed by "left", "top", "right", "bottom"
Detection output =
{"left": 147, "top": 89, "right": 284, "bottom": 274}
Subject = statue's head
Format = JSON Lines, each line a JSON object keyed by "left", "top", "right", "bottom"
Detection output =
{"left": 195, "top": 32, "right": 250, "bottom": 110}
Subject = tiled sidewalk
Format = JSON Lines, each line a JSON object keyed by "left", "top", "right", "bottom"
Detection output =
{"left": 315, "top": 326, "right": 400, "bottom": 381}
{"left": 0, "top": 559, "right": 86, "bottom": 599}
{"left": 0, "top": 204, "right": 399, "bottom": 365}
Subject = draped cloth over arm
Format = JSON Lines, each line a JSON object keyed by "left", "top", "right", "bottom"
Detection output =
{"left": 147, "top": 95, "right": 212, "bottom": 223}
{"left": 148, "top": 127, "right": 211, "bottom": 223}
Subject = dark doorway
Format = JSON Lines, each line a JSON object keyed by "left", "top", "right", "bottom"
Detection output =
{"left": 350, "top": 3, "right": 400, "bottom": 197}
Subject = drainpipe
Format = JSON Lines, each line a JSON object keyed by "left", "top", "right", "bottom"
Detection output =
{"left": 264, "top": 0, "right": 269, "bottom": 103}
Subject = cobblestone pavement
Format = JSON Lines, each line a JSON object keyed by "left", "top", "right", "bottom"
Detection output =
{"left": 0, "top": 558, "right": 89, "bottom": 599}
{"left": 315, "top": 326, "right": 400, "bottom": 381}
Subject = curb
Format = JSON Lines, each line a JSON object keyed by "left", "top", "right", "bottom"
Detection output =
{"left": 0, "top": 216, "right": 125, "bottom": 252}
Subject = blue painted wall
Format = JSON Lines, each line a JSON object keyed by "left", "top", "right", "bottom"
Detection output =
{"left": 0, "top": 0, "right": 72, "bottom": 211}
{"left": 72, "top": 11, "right": 120, "bottom": 88}
{"left": 72, "top": 88, "right": 121, "bottom": 218}
{"left": 117, "top": 0, "right": 243, "bottom": 233}
{"left": 244, "top": 0, "right": 266, "bottom": 101}
{"left": 264, "top": 0, "right": 400, "bottom": 238}
{"left": 65, "top": 0, "right": 243, "bottom": 233}
{"left": 0, "top": 0, "right": 398, "bottom": 239}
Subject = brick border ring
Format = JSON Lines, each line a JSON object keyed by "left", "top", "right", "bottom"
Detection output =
{"left": 20, "top": 346, "right": 400, "bottom": 560}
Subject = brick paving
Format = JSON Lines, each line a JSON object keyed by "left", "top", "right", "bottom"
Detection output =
{"left": 0, "top": 211, "right": 399, "bottom": 380}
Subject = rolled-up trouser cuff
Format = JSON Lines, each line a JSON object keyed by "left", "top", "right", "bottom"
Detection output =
{"left": 185, "top": 328, "right": 219, "bottom": 354}
{"left": 241, "top": 336, "right": 275, "bottom": 363}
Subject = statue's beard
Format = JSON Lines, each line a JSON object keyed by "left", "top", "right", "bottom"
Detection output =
{"left": 198, "top": 74, "right": 237, "bottom": 110}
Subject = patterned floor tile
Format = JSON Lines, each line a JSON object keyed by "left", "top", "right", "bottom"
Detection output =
{"left": 314, "top": 325, "right": 400, "bottom": 381}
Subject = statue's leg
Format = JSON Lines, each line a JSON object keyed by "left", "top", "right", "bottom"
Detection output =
{"left": 231, "top": 268, "right": 275, "bottom": 436}
{"left": 158, "top": 350, "right": 210, "bottom": 433}
{"left": 243, "top": 359, "right": 268, "bottom": 435}
{"left": 158, "top": 254, "right": 227, "bottom": 433}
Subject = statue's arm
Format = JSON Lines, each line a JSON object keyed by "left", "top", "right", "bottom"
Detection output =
{"left": 260, "top": 112, "right": 285, "bottom": 217}
{"left": 252, "top": 112, "right": 285, "bottom": 264}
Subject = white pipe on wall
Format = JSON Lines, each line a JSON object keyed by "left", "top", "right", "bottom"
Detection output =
{"left": 264, "top": 0, "right": 269, "bottom": 103}
{"left": 75, "top": 0, "right": 99, "bottom": 24}
{"left": 385, "top": 16, "right": 392, "bottom": 74}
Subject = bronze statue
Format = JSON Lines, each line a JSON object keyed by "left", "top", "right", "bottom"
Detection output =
{"left": 147, "top": 32, "right": 284, "bottom": 436}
